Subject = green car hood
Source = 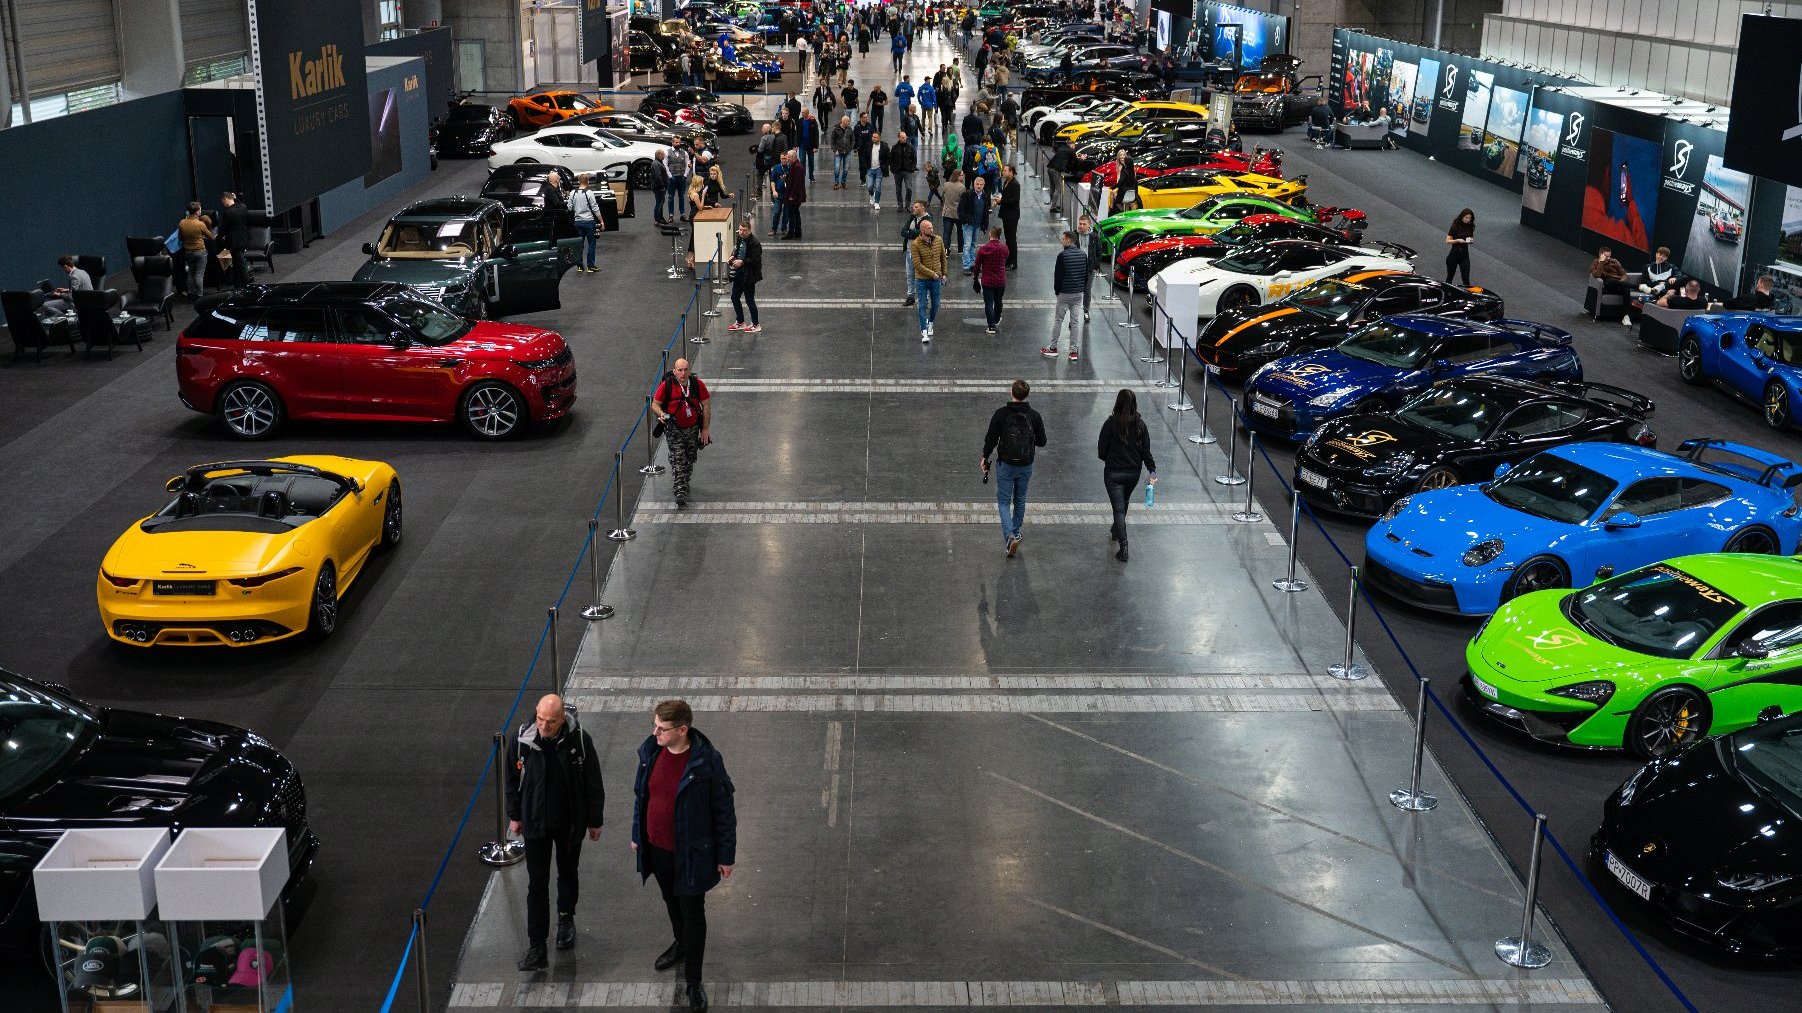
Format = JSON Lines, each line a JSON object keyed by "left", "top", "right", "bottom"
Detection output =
{"left": 352, "top": 257, "right": 480, "bottom": 288}
{"left": 1099, "top": 209, "right": 1183, "bottom": 232}
{"left": 1474, "top": 591, "right": 1658, "bottom": 686}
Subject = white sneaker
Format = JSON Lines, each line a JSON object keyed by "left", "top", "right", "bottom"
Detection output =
{"left": 927, "top": 323, "right": 935, "bottom": 337}
{"left": 873, "top": 201, "right": 881, "bottom": 211}
{"left": 921, "top": 328, "right": 931, "bottom": 342}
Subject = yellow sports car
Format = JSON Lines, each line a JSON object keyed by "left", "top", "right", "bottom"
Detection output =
{"left": 1054, "top": 100, "right": 1209, "bottom": 145}
{"left": 1131, "top": 169, "right": 1307, "bottom": 210}
{"left": 98, "top": 457, "right": 402, "bottom": 647}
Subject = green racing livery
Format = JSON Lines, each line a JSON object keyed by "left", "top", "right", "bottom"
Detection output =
{"left": 1465, "top": 553, "right": 1802, "bottom": 759}
{"left": 1094, "top": 195, "right": 1314, "bottom": 255}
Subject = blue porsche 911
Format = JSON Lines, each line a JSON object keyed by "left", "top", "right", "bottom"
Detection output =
{"left": 1363, "top": 439, "right": 1802, "bottom": 615}
{"left": 1241, "top": 314, "right": 1580, "bottom": 439}
{"left": 1677, "top": 313, "right": 1802, "bottom": 429}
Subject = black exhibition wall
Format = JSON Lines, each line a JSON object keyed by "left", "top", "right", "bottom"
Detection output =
{"left": 317, "top": 57, "right": 434, "bottom": 235}
{"left": 253, "top": 0, "right": 372, "bottom": 212}
{"left": 1723, "top": 14, "right": 1802, "bottom": 189}
{"left": 368, "top": 28, "right": 455, "bottom": 124}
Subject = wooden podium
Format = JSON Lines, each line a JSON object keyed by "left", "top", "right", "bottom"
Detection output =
{"left": 693, "top": 208, "right": 735, "bottom": 280}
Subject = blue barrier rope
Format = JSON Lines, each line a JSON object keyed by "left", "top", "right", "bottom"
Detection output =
{"left": 375, "top": 925, "right": 417, "bottom": 1013}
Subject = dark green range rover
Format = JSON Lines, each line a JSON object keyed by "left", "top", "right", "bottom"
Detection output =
{"left": 353, "top": 197, "right": 579, "bottom": 318}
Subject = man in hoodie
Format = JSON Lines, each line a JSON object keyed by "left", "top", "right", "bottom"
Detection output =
{"left": 633, "top": 699, "right": 737, "bottom": 1013}
{"left": 506, "top": 694, "right": 605, "bottom": 972}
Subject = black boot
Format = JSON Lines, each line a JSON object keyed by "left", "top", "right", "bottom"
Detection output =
{"left": 517, "top": 943, "right": 548, "bottom": 971}
{"left": 555, "top": 913, "right": 575, "bottom": 950}
{"left": 1116, "top": 543, "right": 1128, "bottom": 562}
{"left": 654, "top": 941, "right": 685, "bottom": 971}
{"left": 688, "top": 982, "right": 710, "bottom": 1011}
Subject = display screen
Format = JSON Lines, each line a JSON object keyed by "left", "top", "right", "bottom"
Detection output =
{"left": 1519, "top": 105, "right": 1562, "bottom": 212}
{"left": 1410, "top": 57, "right": 1438, "bottom": 135}
{"left": 1156, "top": 10, "right": 1172, "bottom": 52}
{"left": 1206, "top": 3, "right": 1286, "bottom": 71}
{"left": 364, "top": 87, "right": 403, "bottom": 188}
{"left": 1457, "top": 70, "right": 1493, "bottom": 151}
{"left": 1386, "top": 60, "right": 1418, "bottom": 136}
{"left": 1482, "top": 85, "right": 1528, "bottom": 179}
{"left": 1582, "top": 128, "right": 1662, "bottom": 252}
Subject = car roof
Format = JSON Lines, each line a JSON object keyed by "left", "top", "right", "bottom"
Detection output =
{"left": 220, "top": 282, "right": 413, "bottom": 306}
{"left": 394, "top": 196, "right": 503, "bottom": 218}
{"left": 1379, "top": 313, "right": 1512, "bottom": 338}
{"left": 1426, "top": 374, "right": 1581, "bottom": 409}
{"left": 1661, "top": 553, "right": 1802, "bottom": 604}
{"left": 1542, "top": 441, "right": 1697, "bottom": 480}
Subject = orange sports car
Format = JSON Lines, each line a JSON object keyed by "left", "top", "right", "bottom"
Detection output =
{"left": 507, "top": 91, "right": 613, "bottom": 129}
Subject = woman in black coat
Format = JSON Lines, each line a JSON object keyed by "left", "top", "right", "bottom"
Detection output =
{"left": 1097, "top": 388, "right": 1157, "bottom": 562}
{"left": 1445, "top": 208, "right": 1475, "bottom": 286}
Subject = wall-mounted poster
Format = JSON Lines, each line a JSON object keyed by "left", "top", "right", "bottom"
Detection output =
{"left": 1156, "top": 10, "right": 1172, "bottom": 51}
{"left": 1682, "top": 154, "right": 1753, "bottom": 290}
{"left": 1457, "top": 70, "right": 1494, "bottom": 151}
{"left": 1582, "top": 128, "right": 1662, "bottom": 252}
{"left": 364, "top": 87, "right": 403, "bottom": 187}
{"left": 1410, "top": 57, "right": 1439, "bottom": 136}
{"left": 1342, "top": 49, "right": 1373, "bottom": 111}
{"left": 1213, "top": 24, "right": 1241, "bottom": 69}
{"left": 1481, "top": 86, "right": 1528, "bottom": 179}
{"left": 1387, "top": 60, "right": 1418, "bottom": 136}
{"left": 1780, "top": 186, "right": 1802, "bottom": 268}
{"left": 1520, "top": 106, "right": 1562, "bottom": 212}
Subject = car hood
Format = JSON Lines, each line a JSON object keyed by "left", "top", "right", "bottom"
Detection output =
{"left": 1305, "top": 412, "right": 1455, "bottom": 470}
{"left": 1472, "top": 590, "right": 1634, "bottom": 684}
{"left": 103, "top": 525, "right": 310, "bottom": 579}
{"left": 1098, "top": 209, "right": 1182, "bottom": 234}
{"left": 1605, "top": 743, "right": 1802, "bottom": 887}
{"left": 1247, "top": 347, "right": 1410, "bottom": 402}
{"left": 439, "top": 121, "right": 495, "bottom": 142}
{"left": 352, "top": 257, "right": 479, "bottom": 287}
{"left": 1376, "top": 486, "right": 1564, "bottom": 578}
{"left": 449, "top": 322, "right": 567, "bottom": 361}
{"left": 1202, "top": 304, "right": 1344, "bottom": 354}
{"left": 1120, "top": 235, "right": 1220, "bottom": 263}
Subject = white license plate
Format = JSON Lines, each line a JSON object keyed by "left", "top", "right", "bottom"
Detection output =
{"left": 1252, "top": 398, "right": 1280, "bottom": 419}
{"left": 1471, "top": 675, "right": 1500, "bottom": 701}
{"left": 1298, "top": 467, "right": 1327, "bottom": 489}
{"left": 1605, "top": 850, "right": 1654, "bottom": 901}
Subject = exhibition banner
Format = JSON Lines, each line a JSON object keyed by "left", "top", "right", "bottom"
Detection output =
{"left": 580, "top": 0, "right": 607, "bottom": 65}
{"left": 1723, "top": 14, "right": 1802, "bottom": 188}
{"left": 368, "top": 28, "right": 455, "bottom": 122}
{"left": 1198, "top": 2, "right": 1288, "bottom": 71}
{"left": 252, "top": 0, "right": 371, "bottom": 212}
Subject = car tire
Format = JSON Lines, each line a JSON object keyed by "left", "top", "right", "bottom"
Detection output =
{"left": 1677, "top": 334, "right": 1705, "bottom": 383}
{"left": 1502, "top": 555, "right": 1568, "bottom": 603}
{"left": 1626, "top": 686, "right": 1710, "bottom": 760}
{"left": 1219, "top": 286, "right": 1259, "bottom": 313}
{"left": 459, "top": 381, "right": 527, "bottom": 440}
{"left": 307, "top": 563, "right": 338, "bottom": 641}
{"left": 630, "top": 159, "right": 656, "bottom": 190}
{"left": 514, "top": 157, "right": 540, "bottom": 164}
{"left": 380, "top": 480, "right": 404, "bottom": 549}
{"left": 1415, "top": 466, "right": 1460, "bottom": 492}
{"left": 1349, "top": 396, "right": 1386, "bottom": 415}
{"left": 1724, "top": 525, "right": 1779, "bottom": 555}
{"left": 1119, "top": 231, "right": 1152, "bottom": 255}
{"left": 1764, "top": 381, "right": 1792, "bottom": 429}
{"left": 217, "top": 381, "right": 285, "bottom": 440}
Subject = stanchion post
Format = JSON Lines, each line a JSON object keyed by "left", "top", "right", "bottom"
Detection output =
{"left": 1390, "top": 679, "right": 1438, "bottom": 811}
{"left": 1327, "top": 566, "right": 1369, "bottom": 681}
{"left": 1190, "top": 366, "right": 1216, "bottom": 444}
{"left": 667, "top": 228, "right": 682, "bottom": 280}
{"left": 412, "top": 908, "right": 430, "bottom": 1013}
{"left": 547, "top": 605, "right": 562, "bottom": 697}
{"left": 1273, "top": 493, "right": 1308, "bottom": 592}
{"left": 581, "top": 519, "right": 615, "bottom": 621}
{"left": 607, "top": 451, "right": 637, "bottom": 541}
{"left": 640, "top": 398, "right": 666, "bottom": 475}
{"left": 1121, "top": 261, "right": 1140, "bottom": 332}
{"left": 701, "top": 236, "right": 723, "bottom": 316}
{"left": 1213, "top": 413, "right": 1245, "bottom": 485}
{"left": 1495, "top": 814, "right": 1553, "bottom": 969}
{"left": 479, "top": 733, "right": 527, "bottom": 865}
{"left": 1233, "top": 434, "right": 1262, "bottom": 522}
{"left": 1159, "top": 303, "right": 1179, "bottom": 386}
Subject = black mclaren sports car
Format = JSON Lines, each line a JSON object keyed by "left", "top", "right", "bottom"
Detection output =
{"left": 1592, "top": 711, "right": 1802, "bottom": 957}
{"left": 1194, "top": 271, "right": 1505, "bottom": 379}
{"left": 1291, "top": 376, "right": 1656, "bottom": 518}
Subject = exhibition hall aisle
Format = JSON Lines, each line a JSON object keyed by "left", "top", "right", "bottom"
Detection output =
{"left": 447, "top": 33, "right": 1606, "bottom": 1010}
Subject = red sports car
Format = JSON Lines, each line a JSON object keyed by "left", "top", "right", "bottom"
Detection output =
{"left": 177, "top": 283, "right": 576, "bottom": 441}
{"left": 1085, "top": 147, "right": 1283, "bottom": 188}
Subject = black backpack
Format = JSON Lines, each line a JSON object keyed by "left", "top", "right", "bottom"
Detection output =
{"left": 998, "top": 409, "right": 1035, "bottom": 465}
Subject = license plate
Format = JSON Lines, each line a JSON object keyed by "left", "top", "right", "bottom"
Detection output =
{"left": 1605, "top": 850, "right": 1654, "bottom": 901}
{"left": 153, "top": 580, "right": 215, "bottom": 597}
{"left": 1471, "top": 675, "right": 1500, "bottom": 701}
{"left": 1299, "top": 467, "right": 1327, "bottom": 489}
{"left": 1252, "top": 398, "right": 1280, "bottom": 419}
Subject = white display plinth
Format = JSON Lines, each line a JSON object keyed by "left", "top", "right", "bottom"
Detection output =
{"left": 154, "top": 828, "right": 286, "bottom": 922}
{"left": 34, "top": 828, "right": 171, "bottom": 921}
{"left": 1149, "top": 269, "right": 1201, "bottom": 355}
{"left": 35, "top": 829, "right": 179, "bottom": 1011}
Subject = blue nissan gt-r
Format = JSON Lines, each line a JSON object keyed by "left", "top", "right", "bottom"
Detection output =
{"left": 1677, "top": 313, "right": 1802, "bottom": 429}
{"left": 1241, "top": 314, "right": 1580, "bottom": 439}
{"left": 1362, "top": 439, "right": 1802, "bottom": 615}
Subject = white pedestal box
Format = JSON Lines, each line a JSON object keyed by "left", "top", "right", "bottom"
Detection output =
{"left": 1149, "top": 268, "right": 1201, "bottom": 355}
{"left": 154, "top": 828, "right": 295, "bottom": 1013}
{"left": 33, "top": 828, "right": 178, "bottom": 1013}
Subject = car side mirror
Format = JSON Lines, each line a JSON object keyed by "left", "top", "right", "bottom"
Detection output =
{"left": 362, "top": 242, "right": 377, "bottom": 255}
{"left": 389, "top": 331, "right": 412, "bottom": 349}
{"left": 1758, "top": 705, "right": 1784, "bottom": 724}
{"left": 1604, "top": 511, "right": 1641, "bottom": 530}
{"left": 165, "top": 476, "right": 185, "bottom": 493}
{"left": 497, "top": 243, "right": 518, "bottom": 259}
{"left": 1492, "top": 462, "right": 1511, "bottom": 480}
{"left": 1738, "top": 642, "right": 1772, "bottom": 660}
{"left": 1593, "top": 564, "right": 1615, "bottom": 582}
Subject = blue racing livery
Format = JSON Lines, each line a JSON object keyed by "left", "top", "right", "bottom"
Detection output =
{"left": 1677, "top": 313, "right": 1802, "bottom": 429}
{"left": 1362, "top": 439, "right": 1802, "bottom": 615}
{"left": 1241, "top": 314, "right": 1580, "bottom": 439}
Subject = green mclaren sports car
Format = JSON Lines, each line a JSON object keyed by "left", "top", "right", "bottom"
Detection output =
{"left": 1095, "top": 195, "right": 1314, "bottom": 256}
{"left": 1465, "top": 554, "right": 1802, "bottom": 759}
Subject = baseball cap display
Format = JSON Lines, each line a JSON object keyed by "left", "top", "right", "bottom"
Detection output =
{"left": 230, "top": 947, "right": 274, "bottom": 988}
{"left": 190, "top": 945, "right": 237, "bottom": 986}
{"left": 71, "top": 934, "right": 141, "bottom": 997}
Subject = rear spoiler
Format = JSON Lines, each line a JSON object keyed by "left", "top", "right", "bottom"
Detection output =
{"left": 1678, "top": 438, "right": 1802, "bottom": 488}
{"left": 1365, "top": 240, "right": 1415, "bottom": 260}
{"left": 1493, "top": 318, "right": 1573, "bottom": 347}
{"left": 1549, "top": 380, "right": 1655, "bottom": 418}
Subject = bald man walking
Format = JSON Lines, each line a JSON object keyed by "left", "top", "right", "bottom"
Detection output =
{"left": 506, "top": 694, "right": 605, "bottom": 971}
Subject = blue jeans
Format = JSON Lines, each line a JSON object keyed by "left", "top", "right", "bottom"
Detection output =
{"left": 802, "top": 149, "right": 816, "bottom": 178}
{"left": 834, "top": 153, "right": 850, "bottom": 185}
{"left": 914, "top": 276, "right": 941, "bottom": 331}
{"left": 771, "top": 202, "right": 787, "bottom": 235}
{"left": 665, "top": 176, "right": 687, "bottom": 220}
{"left": 866, "top": 168, "right": 883, "bottom": 203}
{"left": 574, "top": 219, "right": 597, "bottom": 268}
{"left": 961, "top": 225, "right": 978, "bottom": 270}
{"left": 993, "top": 461, "right": 1031, "bottom": 542}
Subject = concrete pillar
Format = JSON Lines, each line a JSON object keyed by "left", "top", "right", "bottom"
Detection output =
{"left": 117, "top": 0, "right": 184, "bottom": 99}
{"left": 407, "top": 0, "right": 446, "bottom": 29}
{"left": 363, "top": 0, "right": 383, "bottom": 43}
{"left": 443, "top": 0, "right": 522, "bottom": 92}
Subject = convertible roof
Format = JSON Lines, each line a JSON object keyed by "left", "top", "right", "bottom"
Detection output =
{"left": 396, "top": 196, "right": 502, "bottom": 218}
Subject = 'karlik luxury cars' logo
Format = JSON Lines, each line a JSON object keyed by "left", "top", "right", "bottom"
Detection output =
{"left": 1559, "top": 111, "right": 1587, "bottom": 161}
{"left": 289, "top": 44, "right": 347, "bottom": 100}
{"left": 1663, "top": 138, "right": 1697, "bottom": 195}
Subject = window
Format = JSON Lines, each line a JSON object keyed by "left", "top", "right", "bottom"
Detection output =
{"left": 183, "top": 56, "right": 249, "bottom": 86}
{"left": 379, "top": 0, "right": 404, "bottom": 41}
{"left": 1437, "top": 334, "right": 1507, "bottom": 364}
{"left": 1679, "top": 478, "right": 1733, "bottom": 509}
{"left": 186, "top": 305, "right": 262, "bottom": 342}
{"left": 1605, "top": 478, "right": 1686, "bottom": 519}
{"left": 1730, "top": 602, "right": 1802, "bottom": 656}
{"left": 1497, "top": 401, "right": 1587, "bottom": 439}
{"left": 246, "top": 308, "right": 331, "bottom": 344}
{"left": 1367, "top": 289, "right": 1422, "bottom": 316}
{"left": 332, "top": 307, "right": 399, "bottom": 344}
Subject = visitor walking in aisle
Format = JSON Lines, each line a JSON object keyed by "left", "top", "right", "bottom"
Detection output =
{"left": 973, "top": 225, "right": 1009, "bottom": 333}
{"left": 980, "top": 379, "right": 1047, "bottom": 558}
{"left": 1097, "top": 389, "right": 1157, "bottom": 563}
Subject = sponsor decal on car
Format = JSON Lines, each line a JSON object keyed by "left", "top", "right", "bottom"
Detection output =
{"left": 1649, "top": 564, "right": 1740, "bottom": 606}
{"left": 1323, "top": 430, "right": 1397, "bottom": 459}
{"left": 1268, "top": 362, "right": 1331, "bottom": 384}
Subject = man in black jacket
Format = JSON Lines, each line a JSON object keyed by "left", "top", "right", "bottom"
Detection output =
{"left": 980, "top": 379, "right": 1048, "bottom": 558}
{"left": 506, "top": 694, "right": 605, "bottom": 971}
{"left": 1043, "top": 231, "right": 1088, "bottom": 360}
{"left": 891, "top": 129, "right": 918, "bottom": 212}
{"left": 997, "top": 164, "right": 1021, "bottom": 269}
{"left": 217, "top": 192, "right": 251, "bottom": 288}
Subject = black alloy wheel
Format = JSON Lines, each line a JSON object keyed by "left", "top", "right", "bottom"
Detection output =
{"left": 1503, "top": 555, "right": 1568, "bottom": 602}
{"left": 1724, "top": 525, "right": 1778, "bottom": 555}
{"left": 1677, "top": 334, "right": 1704, "bottom": 384}
{"left": 381, "top": 481, "right": 404, "bottom": 548}
{"left": 1219, "top": 286, "right": 1258, "bottom": 312}
{"left": 308, "top": 564, "right": 338, "bottom": 640}
{"left": 1764, "top": 382, "right": 1792, "bottom": 429}
{"left": 1627, "top": 687, "right": 1710, "bottom": 760}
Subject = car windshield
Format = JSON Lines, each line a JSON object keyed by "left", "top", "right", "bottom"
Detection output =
{"left": 448, "top": 105, "right": 492, "bottom": 123}
{"left": 0, "top": 675, "right": 97, "bottom": 806}
{"left": 1564, "top": 563, "right": 1745, "bottom": 659}
{"left": 1178, "top": 197, "right": 1226, "bottom": 220}
{"left": 1482, "top": 452, "right": 1618, "bottom": 523}
{"left": 1395, "top": 385, "right": 1501, "bottom": 440}
{"left": 1213, "top": 244, "right": 1287, "bottom": 275}
{"left": 386, "top": 298, "right": 473, "bottom": 345}
{"left": 1728, "top": 718, "right": 1802, "bottom": 815}
{"left": 376, "top": 217, "right": 479, "bottom": 259}
{"left": 142, "top": 468, "right": 350, "bottom": 534}
{"left": 1336, "top": 321, "right": 1435, "bottom": 368}
{"left": 1284, "top": 279, "right": 1369, "bottom": 321}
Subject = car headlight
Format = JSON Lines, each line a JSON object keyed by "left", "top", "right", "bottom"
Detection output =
{"left": 1614, "top": 763, "right": 1648, "bottom": 806}
{"left": 1461, "top": 538, "right": 1505, "bottom": 567}
{"left": 1243, "top": 341, "right": 1288, "bottom": 357}
{"left": 1378, "top": 494, "right": 1411, "bottom": 522}
{"left": 1308, "top": 389, "right": 1349, "bottom": 407}
{"left": 513, "top": 355, "right": 561, "bottom": 370}
{"left": 1367, "top": 451, "right": 1416, "bottom": 477}
{"left": 1716, "top": 870, "right": 1795, "bottom": 893}
{"left": 1546, "top": 680, "right": 1614, "bottom": 705}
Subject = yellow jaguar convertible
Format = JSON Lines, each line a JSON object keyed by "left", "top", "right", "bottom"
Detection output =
{"left": 1132, "top": 169, "right": 1307, "bottom": 210}
{"left": 98, "top": 457, "right": 401, "bottom": 647}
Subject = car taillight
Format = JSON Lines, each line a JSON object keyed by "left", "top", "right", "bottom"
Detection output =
{"left": 226, "top": 567, "right": 304, "bottom": 589}
{"left": 102, "top": 571, "right": 139, "bottom": 588}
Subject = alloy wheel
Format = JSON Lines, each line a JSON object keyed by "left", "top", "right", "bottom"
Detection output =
{"left": 1725, "top": 526, "right": 1776, "bottom": 555}
{"left": 1765, "top": 384, "right": 1790, "bottom": 429}
{"left": 382, "top": 482, "right": 404, "bottom": 547}
{"left": 312, "top": 566, "right": 338, "bottom": 638}
{"left": 221, "top": 384, "right": 279, "bottom": 438}
{"left": 1634, "top": 692, "right": 1705, "bottom": 758}
{"left": 464, "top": 384, "right": 523, "bottom": 438}
{"left": 1677, "top": 336, "right": 1703, "bottom": 383}
{"left": 1416, "top": 467, "right": 1459, "bottom": 491}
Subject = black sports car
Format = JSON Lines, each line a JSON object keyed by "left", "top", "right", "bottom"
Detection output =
{"left": 434, "top": 102, "right": 515, "bottom": 158}
{"left": 1292, "top": 376, "right": 1656, "bottom": 518}
{"left": 482, "top": 164, "right": 633, "bottom": 224}
{"left": 637, "top": 87, "right": 753, "bottom": 134}
{"left": 569, "top": 109, "right": 715, "bottom": 148}
{"left": 0, "top": 668, "right": 318, "bottom": 946}
{"left": 1592, "top": 711, "right": 1802, "bottom": 957}
{"left": 1195, "top": 271, "right": 1504, "bottom": 378}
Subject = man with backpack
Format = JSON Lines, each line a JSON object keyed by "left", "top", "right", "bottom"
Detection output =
{"left": 980, "top": 379, "right": 1047, "bottom": 558}
{"left": 652, "top": 358, "right": 713, "bottom": 508}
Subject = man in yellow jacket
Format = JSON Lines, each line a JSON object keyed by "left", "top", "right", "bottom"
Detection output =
{"left": 911, "top": 218, "right": 949, "bottom": 342}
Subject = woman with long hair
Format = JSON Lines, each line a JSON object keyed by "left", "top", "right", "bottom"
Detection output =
{"left": 1097, "top": 388, "right": 1157, "bottom": 562}
{"left": 1445, "top": 208, "right": 1475, "bottom": 286}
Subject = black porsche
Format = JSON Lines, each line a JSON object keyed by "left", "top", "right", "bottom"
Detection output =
{"left": 1591, "top": 711, "right": 1802, "bottom": 957}
{"left": 434, "top": 102, "right": 515, "bottom": 158}
{"left": 0, "top": 668, "right": 318, "bottom": 947}
{"left": 1194, "top": 271, "right": 1506, "bottom": 379}
{"left": 1291, "top": 376, "right": 1656, "bottom": 518}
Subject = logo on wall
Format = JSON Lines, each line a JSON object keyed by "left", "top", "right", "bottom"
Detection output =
{"left": 288, "top": 44, "right": 348, "bottom": 99}
{"left": 1559, "top": 111, "right": 1587, "bottom": 161}
{"left": 1437, "top": 64, "right": 1462, "bottom": 113}
{"left": 1663, "top": 138, "right": 1698, "bottom": 195}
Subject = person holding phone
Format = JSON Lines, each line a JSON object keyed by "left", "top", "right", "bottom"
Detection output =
{"left": 1445, "top": 208, "right": 1475, "bottom": 287}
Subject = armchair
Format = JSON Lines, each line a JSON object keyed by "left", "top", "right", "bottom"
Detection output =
{"left": 125, "top": 256, "right": 177, "bottom": 330}
{"left": 72, "top": 289, "right": 143, "bottom": 359}
{"left": 3, "top": 290, "right": 74, "bottom": 361}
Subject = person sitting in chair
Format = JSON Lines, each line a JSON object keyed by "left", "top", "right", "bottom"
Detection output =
{"left": 1657, "top": 278, "right": 1707, "bottom": 310}
{"left": 39, "top": 255, "right": 92, "bottom": 315}
{"left": 1728, "top": 274, "right": 1777, "bottom": 311}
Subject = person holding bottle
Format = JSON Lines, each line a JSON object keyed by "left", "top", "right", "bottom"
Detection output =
{"left": 1097, "top": 389, "right": 1157, "bottom": 563}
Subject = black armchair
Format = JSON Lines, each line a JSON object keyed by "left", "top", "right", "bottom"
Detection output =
{"left": 3, "top": 290, "right": 75, "bottom": 361}
{"left": 125, "top": 256, "right": 177, "bottom": 330}
{"left": 243, "top": 225, "right": 276, "bottom": 274}
{"left": 72, "top": 289, "right": 143, "bottom": 359}
{"left": 76, "top": 254, "right": 106, "bottom": 287}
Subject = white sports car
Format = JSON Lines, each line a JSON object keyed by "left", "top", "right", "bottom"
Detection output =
{"left": 1023, "top": 94, "right": 1115, "bottom": 130}
{"left": 1035, "top": 97, "right": 1132, "bottom": 142}
{"left": 1152, "top": 240, "right": 1416, "bottom": 320}
{"left": 487, "top": 126, "right": 667, "bottom": 186}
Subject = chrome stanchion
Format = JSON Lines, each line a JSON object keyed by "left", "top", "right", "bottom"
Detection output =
{"left": 1121, "top": 261, "right": 1140, "bottom": 332}
{"left": 1232, "top": 434, "right": 1262, "bottom": 522}
{"left": 412, "top": 909, "right": 430, "bottom": 1012}
{"left": 1327, "top": 566, "right": 1369, "bottom": 681}
{"left": 1213, "top": 413, "right": 1245, "bottom": 486}
{"left": 607, "top": 451, "right": 637, "bottom": 541}
{"left": 1390, "top": 679, "right": 1438, "bottom": 812}
{"left": 479, "top": 733, "right": 527, "bottom": 866}
{"left": 547, "top": 606, "right": 562, "bottom": 697}
{"left": 581, "top": 519, "right": 615, "bottom": 621}
{"left": 1495, "top": 814, "right": 1553, "bottom": 969}
{"left": 1154, "top": 301, "right": 1179, "bottom": 387}
{"left": 639, "top": 398, "right": 667, "bottom": 475}
{"left": 1273, "top": 492, "right": 1308, "bottom": 592}
{"left": 1189, "top": 367, "right": 1216, "bottom": 444}
{"left": 701, "top": 239, "right": 723, "bottom": 317}
{"left": 1167, "top": 328, "right": 1194, "bottom": 409}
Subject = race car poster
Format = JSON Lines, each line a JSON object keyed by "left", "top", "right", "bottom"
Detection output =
{"left": 1679, "top": 154, "right": 1751, "bottom": 291}
{"left": 1582, "top": 128, "right": 1661, "bottom": 253}
{"left": 1457, "top": 70, "right": 1494, "bottom": 152}
{"left": 1481, "top": 85, "right": 1529, "bottom": 180}
{"left": 1519, "top": 105, "right": 1562, "bottom": 212}
{"left": 1342, "top": 49, "right": 1374, "bottom": 111}
{"left": 1386, "top": 60, "right": 1418, "bottom": 138}
{"left": 1409, "top": 57, "right": 1438, "bottom": 136}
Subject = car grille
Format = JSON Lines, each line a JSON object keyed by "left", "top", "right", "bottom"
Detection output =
{"left": 1362, "top": 558, "right": 1458, "bottom": 610}
{"left": 275, "top": 774, "right": 309, "bottom": 839}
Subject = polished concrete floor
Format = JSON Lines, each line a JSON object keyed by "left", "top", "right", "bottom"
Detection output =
{"left": 445, "top": 31, "right": 1606, "bottom": 1011}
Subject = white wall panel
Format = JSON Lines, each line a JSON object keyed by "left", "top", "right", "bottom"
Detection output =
{"left": 1629, "top": 38, "right": 1651, "bottom": 90}
{"left": 1707, "top": 48, "right": 1731, "bottom": 103}
{"left": 1578, "top": 31, "right": 1599, "bottom": 81}
{"left": 1654, "top": 0, "right": 1677, "bottom": 36}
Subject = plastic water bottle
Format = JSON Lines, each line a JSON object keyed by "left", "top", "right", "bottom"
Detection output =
{"left": 1144, "top": 481, "right": 1155, "bottom": 508}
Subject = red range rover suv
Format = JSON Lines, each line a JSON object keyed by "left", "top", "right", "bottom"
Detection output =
{"left": 177, "top": 282, "right": 576, "bottom": 439}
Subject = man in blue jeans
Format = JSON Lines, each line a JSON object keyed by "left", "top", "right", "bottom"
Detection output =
{"left": 980, "top": 379, "right": 1047, "bottom": 557}
{"left": 665, "top": 143, "right": 692, "bottom": 222}
{"left": 910, "top": 218, "right": 948, "bottom": 342}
